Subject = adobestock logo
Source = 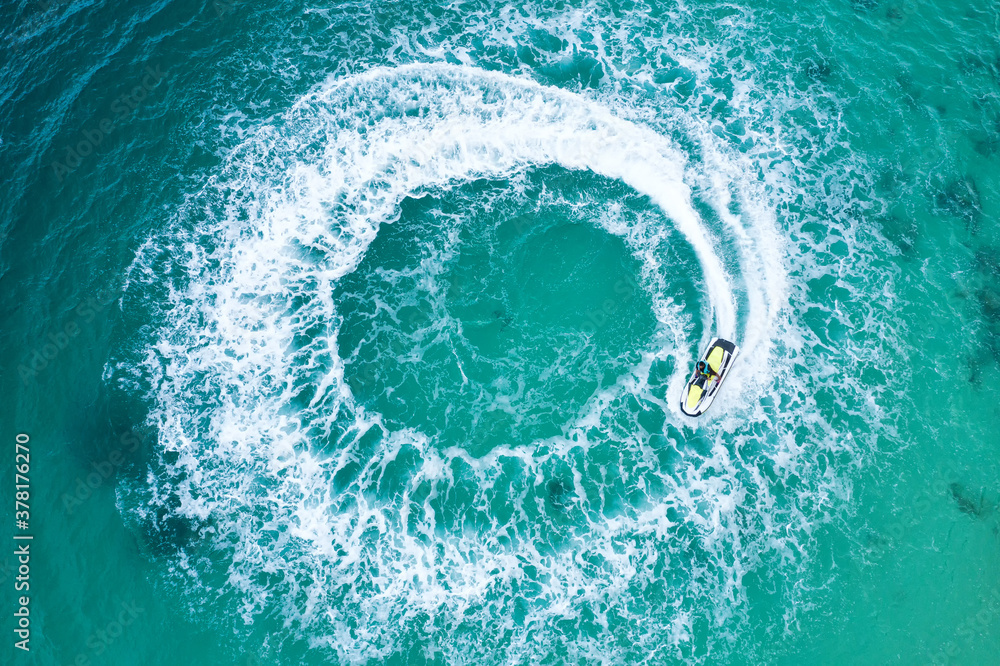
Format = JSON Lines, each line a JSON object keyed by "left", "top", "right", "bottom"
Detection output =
{"left": 35, "top": 0, "right": 72, "bottom": 10}
{"left": 61, "top": 599, "right": 146, "bottom": 665}
{"left": 17, "top": 293, "right": 117, "bottom": 384}
{"left": 61, "top": 428, "right": 152, "bottom": 515}
{"left": 212, "top": 0, "right": 241, "bottom": 18}
{"left": 50, "top": 64, "right": 169, "bottom": 182}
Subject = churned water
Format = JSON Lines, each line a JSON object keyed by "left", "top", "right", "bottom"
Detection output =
{"left": 1, "top": 0, "right": 998, "bottom": 664}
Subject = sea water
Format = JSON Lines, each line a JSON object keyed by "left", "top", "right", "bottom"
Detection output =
{"left": 1, "top": 0, "right": 998, "bottom": 663}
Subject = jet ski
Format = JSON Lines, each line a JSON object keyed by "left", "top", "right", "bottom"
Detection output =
{"left": 680, "top": 338, "right": 739, "bottom": 417}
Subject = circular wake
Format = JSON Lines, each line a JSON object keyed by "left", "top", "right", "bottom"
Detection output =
{"left": 114, "top": 64, "right": 794, "bottom": 663}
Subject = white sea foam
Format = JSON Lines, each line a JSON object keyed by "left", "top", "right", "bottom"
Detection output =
{"left": 113, "top": 38, "right": 892, "bottom": 662}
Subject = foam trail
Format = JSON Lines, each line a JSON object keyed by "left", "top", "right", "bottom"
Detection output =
{"left": 117, "top": 62, "right": 799, "bottom": 664}
{"left": 294, "top": 63, "right": 739, "bottom": 342}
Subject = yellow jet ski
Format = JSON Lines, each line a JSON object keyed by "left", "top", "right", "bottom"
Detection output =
{"left": 680, "top": 338, "right": 740, "bottom": 417}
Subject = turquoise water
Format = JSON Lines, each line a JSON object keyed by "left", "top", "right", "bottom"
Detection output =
{"left": 1, "top": 0, "right": 999, "bottom": 663}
